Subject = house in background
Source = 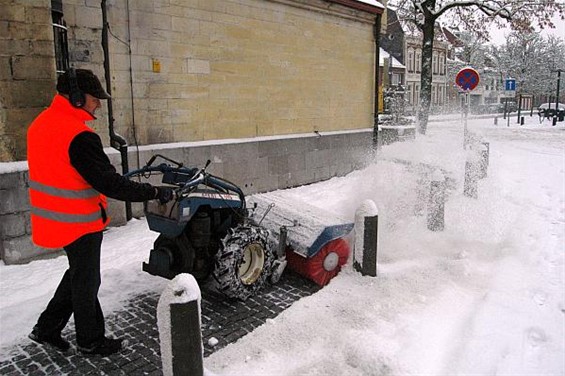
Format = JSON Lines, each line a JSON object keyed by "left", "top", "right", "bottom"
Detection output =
{"left": 380, "top": 7, "right": 449, "bottom": 115}
{"left": 378, "top": 48, "right": 406, "bottom": 113}
{"left": 379, "top": 7, "right": 405, "bottom": 66}
{"left": 404, "top": 31, "right": 449, "bottom": 114}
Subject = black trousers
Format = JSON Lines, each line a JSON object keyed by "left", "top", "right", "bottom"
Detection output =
{"left": 35, "top": 231, "right": 105, "bottom": 347}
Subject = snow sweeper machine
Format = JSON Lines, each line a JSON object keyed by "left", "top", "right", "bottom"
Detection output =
{"left": 125, "top": 154, "right": 354, "bottom": 300}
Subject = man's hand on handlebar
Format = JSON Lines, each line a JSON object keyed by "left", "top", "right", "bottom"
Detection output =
{"left": 154, "top": 186, "right": 177, "bottom": 205}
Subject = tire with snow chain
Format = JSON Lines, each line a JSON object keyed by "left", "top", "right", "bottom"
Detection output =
{"left": 212, "top": 225, "right": 274, "bottom": 301}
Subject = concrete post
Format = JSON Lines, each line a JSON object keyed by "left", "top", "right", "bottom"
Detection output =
{"left": 464, "top": 149, "right": 480, "bottom": 199}
{"left": 478, "top": 142, "right": 490, "bottom": 179}
{"left": 354, "top": 199, "right": 378, "bottom": 277}
{"left": 482, "top": 142, "right": 490, "bottom": 167}
{"left": 427, "top": 170, "right": 446, "bottom": 231}
{"left": 494, "top": 116, "right": 498, "bottom": 125}
{"left": 157, "top": 274, "right": 203, "bottom": 376}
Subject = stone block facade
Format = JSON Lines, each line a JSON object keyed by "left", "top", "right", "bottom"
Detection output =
{"left": 1, "top": 0, "right": 380, "bottom": 161}
{"left": 0, "top": 0, "right": 57, "bottom": 161}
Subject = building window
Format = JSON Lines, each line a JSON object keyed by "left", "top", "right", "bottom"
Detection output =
{"left": 441, "top": 55, "right": 447, "bottom": 76}
{"left": 406, "top": 84, "right": 412, "bottom": 104}
{"left": 442, "top": 85, "right": 446, "bottom": 104}
{"left": 432, "top": 51, "right": 438, "bottom": 75}
{"left": 52, "top": 0, "right": 69, "bottom": 74}
{"left": 415, "top": 50, "right": 421, "bottom": 73}
{"left": 414, "top": 84, "right": 420, "bottom": 105}
{"left": 439, "top": 52, "right": 445, "bottom": 76}
{"left": 407, "top": 49, "right": 414, "bottom": 73}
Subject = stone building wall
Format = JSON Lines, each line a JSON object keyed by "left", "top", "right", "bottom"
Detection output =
{"left": 0, "top": 1, "right": 56, "bottom": 161}
{"left": 1, "top": 0, "right": 379, "bottom": 161}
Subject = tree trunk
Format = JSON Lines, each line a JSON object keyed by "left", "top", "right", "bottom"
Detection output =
{"left": 417, "top": 18, "right": 436, "bottom": 135}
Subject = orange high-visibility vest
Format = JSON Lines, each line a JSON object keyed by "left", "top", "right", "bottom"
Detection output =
{"left": 27, "top": 94, "right": 109, "bottom": 248}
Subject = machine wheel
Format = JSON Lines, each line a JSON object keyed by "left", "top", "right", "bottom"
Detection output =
{"left": 212, "top": 225, "right": 274, "bottom": 300}
{"left": 153, "top": 233, "right": 194, "bottom": 274}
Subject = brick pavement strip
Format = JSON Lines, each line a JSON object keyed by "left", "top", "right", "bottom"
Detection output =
{"left": 0, "top": 272, "right": 319, "bottom": 375}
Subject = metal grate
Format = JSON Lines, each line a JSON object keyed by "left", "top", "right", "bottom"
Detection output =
{"left": 51, "top": 5, "right": 69, "bottom": 75}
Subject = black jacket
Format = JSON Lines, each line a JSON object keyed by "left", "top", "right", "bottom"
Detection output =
{"left": 69, "top": 131, "right": 156, "bottom": 202}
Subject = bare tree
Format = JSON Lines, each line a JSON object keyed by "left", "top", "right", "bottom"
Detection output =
{"left": 491, "top": 33, "right": 565, "bottom": 100}
{"left": 389, "top": 0, "right": 564, "bottom": 134}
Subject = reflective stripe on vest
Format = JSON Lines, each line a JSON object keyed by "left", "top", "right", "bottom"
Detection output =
{"left": 29, "top": 180, "right": 99, "bottom": 199}
{"left": 29, "top": 179, "right": 102, "bottom": 224}
{"left": 30, "top": 207, "right": 102, "bottom": 223}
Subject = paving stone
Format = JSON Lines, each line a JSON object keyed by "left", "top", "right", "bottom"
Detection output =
{"left": 1, "top": 271, "right": 319, "bottom": 375}
{"left": 0, "top": 364, "right": 18, "bottom": 374}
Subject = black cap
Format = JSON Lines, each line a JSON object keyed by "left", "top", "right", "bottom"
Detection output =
{"left": 57, "top": 69, "right": 111, "bottom": 99}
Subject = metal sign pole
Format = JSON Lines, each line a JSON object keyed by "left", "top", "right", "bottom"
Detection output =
{"left": 506, "top": 98, "right": 510, "bottom": 127}
{"left": 455, "top": 68, "right": 480, "bottom": 149}
{"left": 464, "top": 91, "right": 469, "bottom": 148}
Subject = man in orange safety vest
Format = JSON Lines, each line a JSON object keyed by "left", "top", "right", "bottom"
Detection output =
{"left": 27, "top": 69, "right": 175, "bottom": 356}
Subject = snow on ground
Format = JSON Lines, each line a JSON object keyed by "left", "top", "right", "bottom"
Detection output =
{"left": 1, "top": 114, "right": 563, "bottom": 375}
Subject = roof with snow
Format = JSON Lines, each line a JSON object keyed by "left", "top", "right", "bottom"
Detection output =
{"left": 441, "top": 27, "right": 464, "bottom": 47}
{"left": 380, "top": 48, "right": 405, "bottom": 68}
{"left": 354, "top": 0, "right": 384, "bottom": 8}
{"left": 328, "top": 0, "right": 385, "bottom": 14}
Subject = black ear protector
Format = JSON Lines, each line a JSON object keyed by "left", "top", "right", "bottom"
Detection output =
{"left": 68, "top": 68, "right": 86, "bottom": 108}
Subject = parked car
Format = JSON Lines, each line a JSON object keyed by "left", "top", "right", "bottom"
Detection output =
{"left": 471, "top": 104, "right": 488, "bottom": 114}
{"left": 484, "top": 103, "right": 505, "bottom": 114}
{"left": 474, "top": 102, "right": 516, "bottom": 114}
{"left": 538, "top": 103, "right": 565, "bottom": 118}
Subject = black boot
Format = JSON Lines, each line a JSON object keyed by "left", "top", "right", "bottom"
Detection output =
{"left": 29, "top": 326, "right": 70, "bottom": 351}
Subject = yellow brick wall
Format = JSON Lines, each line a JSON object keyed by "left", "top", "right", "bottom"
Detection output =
{"left": 107, "top": 0, "right": 376, "bottom": 145}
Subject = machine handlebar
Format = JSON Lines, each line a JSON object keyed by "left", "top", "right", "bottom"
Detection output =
{"left": 124, "top": 155, "right": 246, "bottom": 208}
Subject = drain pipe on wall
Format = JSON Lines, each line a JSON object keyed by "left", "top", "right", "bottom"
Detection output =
{"left": 101, "top": 0, "right": 132, "bottom": 221}
{"left": 373, "top": 14, "right": 381, "bottom": 149}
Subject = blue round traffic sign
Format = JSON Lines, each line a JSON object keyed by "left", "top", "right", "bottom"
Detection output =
{"left": 455, "top": 68, "right": 480, "bottom": 91}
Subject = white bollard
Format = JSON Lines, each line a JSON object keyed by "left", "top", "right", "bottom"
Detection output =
{"left": 157, "top": 274, "right": 203, "bottom": 376}
{"left": 354, "top": 199, "right": 378, "bottom": 277}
